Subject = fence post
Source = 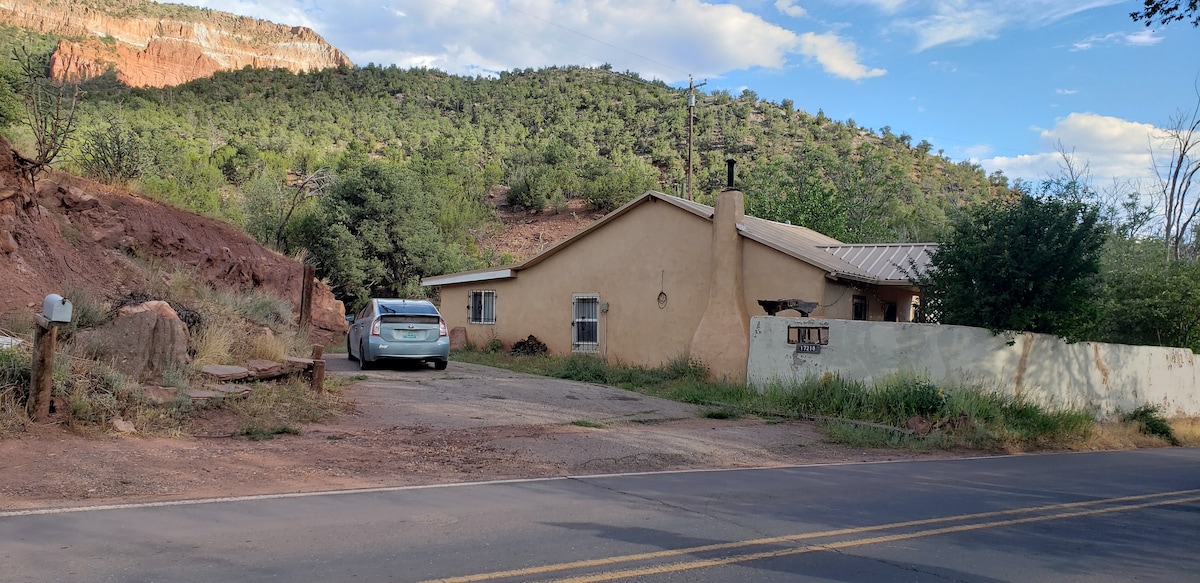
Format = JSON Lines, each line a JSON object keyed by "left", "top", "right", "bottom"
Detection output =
{"left": 309, "top": 344, "right": 325, "bottom": 393}
{"left": 29, "top": 315, "right": 57, "bottom": 423}
{"left": 299, "top": 264, "right": 315, "bottom": 332}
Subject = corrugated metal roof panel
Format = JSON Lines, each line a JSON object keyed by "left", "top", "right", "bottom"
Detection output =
{"left": 818, "top": 244, "right": 936, "bottom": 282}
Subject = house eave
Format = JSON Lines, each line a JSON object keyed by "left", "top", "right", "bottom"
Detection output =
{"left": 421, "top": 268, "right": 514, "bottom": 287}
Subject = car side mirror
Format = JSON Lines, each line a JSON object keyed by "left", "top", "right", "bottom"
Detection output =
{"left": 345, "top": 315, "right": 354, "bottom": 323}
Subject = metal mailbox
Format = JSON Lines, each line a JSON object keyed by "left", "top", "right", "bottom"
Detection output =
{"left": 41, "top": 294, "right": 73, "bottom": 324}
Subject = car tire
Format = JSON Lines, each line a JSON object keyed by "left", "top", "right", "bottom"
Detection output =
{"left": 433, "top": 359, "right": 448, "bottom": 371}
{"left": 358, "top": 341, "right": 371, "bottom": 370}
{"left": 346, "top": 335, "right": 358, "bottom": 362}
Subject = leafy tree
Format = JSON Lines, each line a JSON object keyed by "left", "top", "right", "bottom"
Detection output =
{"left": 297, "top": 160, "right": 468, "bottom": 306}
{"left": 210, "top": 138, "right": 261, "bottom": 186}
{"left": 580, "top": 153, "right": 659, "bottom": 211}
{"left": 913, "top": 187, "right": 1107, "bottom": 340}
{"left": 140, "top": 149, "right": 226, "bottom": 216}
{"left": 0, "top": 69, "right": 19, "bottom": 130}
{"left": 1094, "top": 237, "right": 1200, "bottom": 351}
{"left": 1131, "top": 0, "right": 1200, "bottom": 27}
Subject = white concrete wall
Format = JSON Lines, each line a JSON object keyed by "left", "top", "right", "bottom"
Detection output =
{"left": 747, "top": 317, "right": 1200, "bottom": 419}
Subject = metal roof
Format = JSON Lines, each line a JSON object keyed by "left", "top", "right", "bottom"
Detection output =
{"left": 818, "top": 243, "right": 936, "bottom": 282}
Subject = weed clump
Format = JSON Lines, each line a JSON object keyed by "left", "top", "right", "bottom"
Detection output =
{"left": 1122, "top": 405, "right": 1180, "bottom": 445}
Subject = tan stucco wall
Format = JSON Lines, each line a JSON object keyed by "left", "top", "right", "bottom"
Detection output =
{"left": 747, "top": 317, "right": 1200, "bottom": 419}
{"left": 435, "top": 199, "right": 918, "bottom": 377}
{"left": 741, "top": 244, "right": 915, "bottom": 323}
{"left": 741, "top": 242, "right": 830, "bottom": 317}
{"left": 439, "top": 199, "right": 716, "bottom": 367}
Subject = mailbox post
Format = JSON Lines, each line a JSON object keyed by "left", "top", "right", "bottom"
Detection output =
{"left": 30, "top": 294, "right": 72, "bottom": 423}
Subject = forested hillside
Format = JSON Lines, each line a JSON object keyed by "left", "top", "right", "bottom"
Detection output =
{"left": 0, "top": 29, "right": 1007, "bottom": 306}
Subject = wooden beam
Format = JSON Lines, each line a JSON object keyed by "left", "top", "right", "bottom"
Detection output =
{"left": 29, "top": 315, "right": 57, "bottom": 423}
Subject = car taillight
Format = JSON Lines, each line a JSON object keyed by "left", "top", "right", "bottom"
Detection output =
{"left": 371, "top": 318, "right": 381, "bottom": 336}
{"left": 439, "top": 318, "right": 448, "bottom": 337}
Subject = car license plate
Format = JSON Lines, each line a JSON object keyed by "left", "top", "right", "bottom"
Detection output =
{"left": 402, "top": 331, "right": 419, "bottom": 339}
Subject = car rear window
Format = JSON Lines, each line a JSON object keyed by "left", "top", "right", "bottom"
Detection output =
{"left": 377, "top": 302, "right": 439, "bottom": 316}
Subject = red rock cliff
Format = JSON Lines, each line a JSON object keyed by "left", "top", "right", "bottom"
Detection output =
{"left": 0, "top": 0, "right": 352, "bottom": 87}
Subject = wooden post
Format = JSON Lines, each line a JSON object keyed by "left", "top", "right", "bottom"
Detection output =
{"left": 310, "top": 359, "right": 326, "bottom": 394}
{"left": 299, "top": 264, "right": 315, "bottom": 332}
{"left": 29, "top": 315, "right": 57, "bottom": 423}
{"left": 310, "top": 344, "right": 324, "bottom": 360}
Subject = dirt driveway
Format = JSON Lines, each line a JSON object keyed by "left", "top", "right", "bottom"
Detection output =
{"left": 0, "top": 359, "right": 963, "bottom": 511}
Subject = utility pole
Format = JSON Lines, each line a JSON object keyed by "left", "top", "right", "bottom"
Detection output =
{"left": 686, "top": 76, "right": 706, "bottom": 201}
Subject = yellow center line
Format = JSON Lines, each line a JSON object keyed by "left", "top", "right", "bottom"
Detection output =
{"left": 420, "top": 488, "right": 1200, "bottom": 583}
{"left": 548, "top": 494, "right": 1200, "bottom": 583}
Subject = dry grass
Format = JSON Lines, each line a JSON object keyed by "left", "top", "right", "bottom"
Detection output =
{"left": 1170, "top": 417, "right": 1200, "bottom": 446}
{"left": 191, "top": 320, "right": 238, "bottom": 368}
{"left": 1071, "top": 421, "right": 1174, "bottom": 450}
{"left": 0, "top": 386, "right": 28, "bottom": 436}
{"left": 224, "top": 377, "right": 344, "bottom": 433}
{"left": 245, "top": 333, "right": 289, "bottom": 362}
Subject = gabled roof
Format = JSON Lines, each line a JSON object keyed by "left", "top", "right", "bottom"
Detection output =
{"left": 421, "top": 191, "right": 934, "bottom": 287}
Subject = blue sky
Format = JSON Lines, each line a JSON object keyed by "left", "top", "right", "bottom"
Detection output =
{"left": 178, "top": 0, "right": 1199, "bottom": 188}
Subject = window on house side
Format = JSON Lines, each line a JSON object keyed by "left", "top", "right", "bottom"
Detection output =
{"left": 852, "top": 295, "right": 868, "bottom": 321}
{"left": 469, "top": 290, "right": 496, "bottom": 324}
{"left": 572, "top": 294, "right": 599, "bottom": 353}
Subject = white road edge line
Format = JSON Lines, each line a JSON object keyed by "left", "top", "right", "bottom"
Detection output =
{"left": 0, "top": 450, "right": 1120, "bottom": 517}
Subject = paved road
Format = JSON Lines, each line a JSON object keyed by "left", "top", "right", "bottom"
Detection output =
{"left": 2, "top": 449, "right": 1197, "bottom": 582}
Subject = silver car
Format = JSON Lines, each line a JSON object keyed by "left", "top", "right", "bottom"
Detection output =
{"left": 346, "top": 299, "right": 450, "bottom": 370}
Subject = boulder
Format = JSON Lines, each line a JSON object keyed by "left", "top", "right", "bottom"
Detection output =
{"left": 63, "top": 186, "right": 99, "bottom": 210}
{"left": 118, "top": 300, "right": 178, "bottom": 319}
{"left": 284, "top": 356, "right": 315, "bottom": 373}
{"left": 207, "top": 383, "right": 251, "bottom": 397}
{"left": 139, "top": 385, "right": 180, "bottom": 405}
{"left": 185, "top": 389, "right": 224, "bottom": 402}
{"left": 200, "top": 365, "right": 250, "bottom": 382}
{"left": 111, "top": 416, "right": 136, "bottom": 433}
{"left": 245, "top": 359, "right": 283, "bottom": 379}
{"left": 77, "top": 303, "right": 190, "bottom": 383}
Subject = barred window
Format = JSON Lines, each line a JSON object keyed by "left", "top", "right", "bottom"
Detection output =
{"left": 572, "top": 294, "right": 599, "bottom": 352}
{"left": 469, "top": 290, "right": 496, "bottom": 324}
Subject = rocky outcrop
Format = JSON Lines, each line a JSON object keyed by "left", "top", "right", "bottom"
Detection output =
{"left": 0, "top": 135, "right": 348, "bottom": 344}
{"left": 77, "top": 301, "right": 191, "bottom": 383}
{"left": 0, "top": 0, "right": 352, "bottom": 87}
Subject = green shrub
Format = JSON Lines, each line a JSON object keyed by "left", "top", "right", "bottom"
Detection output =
{"left": 1122, "top": 405, "right": 1180, "bottom": 445}
{"left": 485, "top": 338, "right": 503, "bottom": 354}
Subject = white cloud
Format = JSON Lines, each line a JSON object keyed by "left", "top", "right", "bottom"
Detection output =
{"left": 775, "top": 0, "right": 808, "bottom": 18}
{"left": 964, "top": 144, "right": 994, "bottom": 159}
{"left": 1056, "top": 88, "right": 1078, "bottom": 95}
{"left": 797, "top": 32, "right": 887, "bottom": 80}
{"left": 886, "top": 0, "right": 1125, "bottom": 51}
{"left": 903, "top": 4, "right": 1000, "bottom": 51}
{"left": 980, "top": 112, "right": 1161, "bottom": 184}
{"left": 1072, "top": 30, "right": 1163, "bottom": 51}
{"left": 173, "top": 0, "right": 885, "bottom": 82}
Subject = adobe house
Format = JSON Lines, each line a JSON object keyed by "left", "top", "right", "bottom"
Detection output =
{"left": 422, "top": 165, "right": 934, "bottom": 382}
